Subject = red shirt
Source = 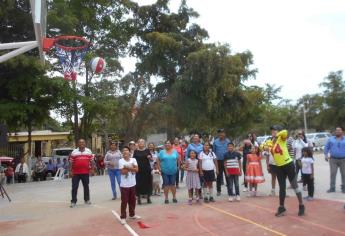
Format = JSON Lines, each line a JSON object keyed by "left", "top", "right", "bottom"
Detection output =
{"left": 173, "top": 145, "right": 184, "bottom": 162}
{"left": 69, "top": 148, "right": 94, "bottom": 175}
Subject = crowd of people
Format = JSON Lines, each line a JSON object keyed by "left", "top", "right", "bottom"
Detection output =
{"left": 67, "top": 125, "right": 345, "bottom": 225}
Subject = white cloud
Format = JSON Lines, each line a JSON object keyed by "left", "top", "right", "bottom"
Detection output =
{"left": 134, "top": 0, "right": 345, "bottom": 101}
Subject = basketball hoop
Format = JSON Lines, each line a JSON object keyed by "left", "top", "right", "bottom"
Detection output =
{"left": 43, "top": 36, "right": 90, "bottom": 80}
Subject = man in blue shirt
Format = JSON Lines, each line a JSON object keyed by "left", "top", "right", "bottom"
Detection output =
{"left": 213, "top": 129, "right": 231, "bottom": 196}
{"left": 324, "top": 126, "right": 345, "bottom": 194}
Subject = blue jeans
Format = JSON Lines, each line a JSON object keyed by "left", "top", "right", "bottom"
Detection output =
{"left": 108, "top": 169, "right": 121, "bottom": 197}
{"left": 162, "top": 173, "right": 176, "bottom": 187}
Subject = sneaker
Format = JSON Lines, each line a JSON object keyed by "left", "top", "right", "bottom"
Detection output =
{"left": 327, "top": 188, "right": 335, "bottom": 193}
{"left": 209, "top": 197, "right": 215, "bottom": 202}
{"left": 235, "top": 195, "right": 241, "bottom": 201}
{"left": 70, "top": 203, "right": 76, "bottom": 208}
{"left": 188, "top": 199, "right": 192, "bottom": 205}
{"left": 228, "top": 196, "right": 234, "bottom": 202}
{"left": 164, "top": 199, "right": 169, "bottom": 204}
{"left": 307, "top": 197, "right": 314, "bottom": 201}
{"left": 217, "top": 192, "right": 221, "bottom": 196}
{"left": 129, "top": 215, "right": 141, "bottom": 220}
{"left": 298, "top": 205, "right": 305, "bottom": 216}
{"left": 269, "top": 189, "right": 276, "bottom": 197}
{"left": 112, "top": 197, "right": 117, "bottom": 200}
{"left": 303, "top": 196, "right": 309, "bottom": 200}
{"left": 275, "top": 206, "right": 286, "bottom": 217}
{"left": 204, "top": 197, "right": 209, "bottom": 203}
{"left": 243, "top": 188, "right": 248, "bottom": 192}
{"left": 85, "top": 200, "right": 91, "bottom": 205}
{"left": 120, "top": 219, "right": 126, "bottom": 225}
{"left": 172, "top": 198, "right": 178, "bottom": 203}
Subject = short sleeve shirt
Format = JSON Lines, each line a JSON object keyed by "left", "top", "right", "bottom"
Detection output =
{"left": 159, "top": 149, "right": 178, "bottom": 175}
{"left": 198, "top": 151, "right": 216, "bottom": 170}
{"left": 301, "top": 157, "right": 314, "bottom": 174}
{"left": 119, "top": 158, "right": 138, "bottom": 188}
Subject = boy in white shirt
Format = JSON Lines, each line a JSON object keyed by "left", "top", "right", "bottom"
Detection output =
{"left": 119, "top": 146, "right": 141, "bottom": 224}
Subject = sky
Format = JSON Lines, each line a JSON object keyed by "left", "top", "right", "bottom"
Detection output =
{"left": 129, "top": 0, "right": 345, "bottom": 101}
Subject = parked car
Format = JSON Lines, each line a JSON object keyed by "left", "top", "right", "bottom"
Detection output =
{"left": 52, "top": 148, "right": 74, "bottom": 160}
{"left": 306, "top": 132, "right": 331, "bottom": 147}
{"left": 256, "top": 135, "right": 271, "bottom": 145}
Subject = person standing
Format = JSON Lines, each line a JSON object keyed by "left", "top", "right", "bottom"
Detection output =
{"left": 173, "top": 137, "right": 184, "bottom": 189}
{"left": 157, "top": 140, "right": 179, "bottom": 204}
{"left": 293, "top": 131, "right": 308, "bottom": 182}
{"left": 119, "top": 146, "right": 141, "bottom": 225}
{"left": 242, "top": 140, "right": 252, "bottom": 192}
{"left": 104, "top": 142, "right": 122, "bottom": 200}
{"left": 199, "top": 142, "right": 218, "bottom": 202}
{"left": 69, "top": 139, "right": 94, "bottom": 208}
{"left": 15, "top": 158, "right": 28, "bottom": 183}
{"left": 185, "top": 134, "right": 204, "bottom": 159}
{"left": 301, "top": 147, "right": 315, "bottom": 201}
{"left": 212, "top": 129, "right": 230, "bottom": 196}
{"left": 148, "top": 142, "right": 158, "bottom": 169}
{"left": 133, "top": 139, "right": 152, "bottom": 204}
{"left": 324, "top": 126, "right": 345, "bottom": 193}
{"left": 271, "top": 125, "right": 305, "bottom": 217}
{"left": 224, "top": 143, "right": 242, "bottom": 202}
{"left": 185, "top": 150, "right": 201, "bottom": 205}
{"left": 5, "top": 165, "right": 14, "bottom": 184}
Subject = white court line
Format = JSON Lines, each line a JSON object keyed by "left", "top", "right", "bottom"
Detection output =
{"left": 111, "top": 210, "right": 139, "bottom": 236}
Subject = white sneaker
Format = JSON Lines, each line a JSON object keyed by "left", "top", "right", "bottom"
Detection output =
{"left": 269, "top": 189, "right": 276, "bottom": 196}
{"left": 235, "top": 195, "right": 241, "bottom": 201}
{"left": 228, "top": 196, "right": 234, "bottom": 202}
{"left": 129, "top": 215, "right": 141, "bottom": 220}
{"left": 84, "top": 200, "right": 92, "bottom": 205}
{"left": 120, "top": 219, "right": 126, "bottom": 225}
{"left": 70, "top": 203, "right": 76, "bottom": 208}
{"left": 242, "top": 188, "right": 248, "bottom": 192}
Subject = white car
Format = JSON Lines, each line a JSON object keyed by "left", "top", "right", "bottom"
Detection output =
{"left": 52, "top": 148, "right": 74, "bottom": 161}
{"left": 306, "top": 132, "right": 331, "bottom": 148}
{"left": 256, "top": 135, "right": 271, "bottom": 145}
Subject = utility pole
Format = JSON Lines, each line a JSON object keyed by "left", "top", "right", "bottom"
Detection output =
{"left": 303, "top": 104, "right": 308, "bottom": 134}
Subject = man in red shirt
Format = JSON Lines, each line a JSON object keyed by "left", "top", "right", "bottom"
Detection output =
{"left": 69, "top": 139, "right": 94, "bottom": 208}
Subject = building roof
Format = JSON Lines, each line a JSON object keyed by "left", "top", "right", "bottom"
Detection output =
{"left": 9, "top": 130, "right": 70, "bottom": 137}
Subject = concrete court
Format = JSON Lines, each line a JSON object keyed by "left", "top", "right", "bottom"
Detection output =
{"left": 1, "top": 153, "right": 345, "bottom": 236}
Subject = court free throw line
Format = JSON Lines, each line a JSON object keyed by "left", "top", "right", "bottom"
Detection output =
{"left": 111, "top": 210, "right": 139, "bottom": 236}
{"left": 203, "top": 204, "right": 287, "bottom": 236}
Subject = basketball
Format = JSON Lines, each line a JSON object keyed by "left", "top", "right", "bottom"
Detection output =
{"left": 90, "top": 57, "right": 106, "bottom": 73}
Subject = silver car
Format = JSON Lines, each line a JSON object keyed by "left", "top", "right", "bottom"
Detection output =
{"left": 306, "top": 132, "right": 331, "bottom": 147}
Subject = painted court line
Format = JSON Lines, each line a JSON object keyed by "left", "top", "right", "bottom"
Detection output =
{"left": 244, "top": 202, "right": 345, "bottom": 236}
{"left": 194, "top": 207, "right": 219, "bottom": 236}
{"left": 111, "top": 210, "right": 139, "bottom": 236}
{"left": 203, "top": 204, "right": 287, "bottom": 236}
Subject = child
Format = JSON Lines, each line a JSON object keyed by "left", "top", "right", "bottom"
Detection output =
{"left": 301, "top": 147, "right": 314, "bottom": 201}
{"left": 245, "top": 146, "right": 265, "bottom": 196}
{"left": 224, "top": 143, "right": 242, "bottom": 202}
{"left": 199, "top": 142, "right": 218, "bottom": 203}
{"left": 118, "top": 146, "right": 141, "bottom": 225}
{"left": 262, "top": 141, "right": 276, "bottom": 196}
{"left": 151, "top": 162, "right": 161, "bottom": 196}
{"left": 185, "top": 150, "right": 201, "bottom": 205}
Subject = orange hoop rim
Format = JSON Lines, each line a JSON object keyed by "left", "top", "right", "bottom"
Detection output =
{"left": 55, "top": 36, "right": 90, "bottom": 51}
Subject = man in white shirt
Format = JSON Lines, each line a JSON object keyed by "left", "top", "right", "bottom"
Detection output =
{"left": 15, "top": 158, "right": 29, "bottom": 183}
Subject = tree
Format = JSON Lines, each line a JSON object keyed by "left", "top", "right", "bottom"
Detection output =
{"left": 0, "top": 55, "right": 67, "bottom": 157}
{"left": 319, "top": 70, "right": 345, "bottom": 129}
{"left": 171, "top": 44, "right": 261, "bottom": 136}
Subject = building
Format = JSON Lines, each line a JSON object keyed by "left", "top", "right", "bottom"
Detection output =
{"left": 6, "top": 130, "right": 72, "bottom": 159}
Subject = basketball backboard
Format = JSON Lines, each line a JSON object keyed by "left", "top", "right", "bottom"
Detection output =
{"left": 0, "top": 0, "right": 47, "bottom": 63}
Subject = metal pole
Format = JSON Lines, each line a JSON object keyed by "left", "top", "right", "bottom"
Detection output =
{"left": 0, "top": 41, "right": 38, "bottom": 50}
{"left": 303, "top": 105, "right": 308, "bottom": 133}
{"left": 0, "top": 43, "right": 38, "bottom": 63}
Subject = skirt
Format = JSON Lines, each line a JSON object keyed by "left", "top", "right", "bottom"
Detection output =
{"left": 245, "top": 163, "right": 265, "bottom": 184}
{"left": 186, "top": 171, "right": 201, "bottom": 190}
{"left": 203, "top": 170, "right": 215, "bottom": 182}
